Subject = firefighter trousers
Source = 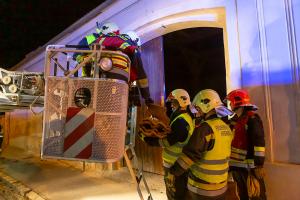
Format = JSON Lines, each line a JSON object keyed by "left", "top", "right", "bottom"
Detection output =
{"left": 164, "top": 167, "right": 188, "bottom": 200}
{"left": 232, "top": 168, "right": 267, "bottom": 200}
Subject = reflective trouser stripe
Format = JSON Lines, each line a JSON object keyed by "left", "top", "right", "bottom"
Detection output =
{"left": 187, "top": 183, "right": 227, "bottom": 197}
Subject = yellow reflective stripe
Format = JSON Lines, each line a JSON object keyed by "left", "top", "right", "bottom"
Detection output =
{"left": 120, "top": 42, "right": 130, "bottom": 50}
{"left": 177, "top": 157, "right": 191, "bottom": 170}
{"left": 254, "top": 146, "right": 265, "bottom": 152}
{"left": 137, "top": 78, "right": 149, "bottom": 88}
{"left": 159, "top": 138, "right": 170, "bottom": 147}
{"left": 164, "top": 148, "right": 181, "bottom": 156}
{"left": 177, "top": 154, "right": 194, "bottom": 170}
{"left": 231, "top": 147, "right": 247, "bottom": 154}
{"left": 188, "top": 178, "right": 227, "bottom": 191}
{"left": 230, "top": 152, "right": 246, "bottom": 160}
{"left": 98, "top": 37, "right": 106, "bottom": 45}
{"left": 86, "top": 34, "right": 96, "bottom": 45}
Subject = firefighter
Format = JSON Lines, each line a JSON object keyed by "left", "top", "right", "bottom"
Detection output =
{"left": 139, "top": 89, "right": 194, "bottom": 200}
{"left": 95, "top": 29, "right": 153, "bottom": 105}
{"left": 170, "top": 89, "right": 234, "bottom": 200}
{"left": 224, "top": 89, "right": 267, "bottom": 200}
{"left": 72, "top": 22, "right": 119, "bottom": 77}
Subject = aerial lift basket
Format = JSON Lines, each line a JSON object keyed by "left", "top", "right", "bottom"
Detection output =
{"left": 41, "top": 45, "right": 129, "bottom": 162}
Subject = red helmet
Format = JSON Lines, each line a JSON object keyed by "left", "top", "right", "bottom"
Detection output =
{"left": 224, "top": 89, "right": 257, "bottom": 110}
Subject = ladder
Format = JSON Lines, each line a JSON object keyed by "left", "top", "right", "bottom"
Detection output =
{"left": 124, "top": 105, "right": 153, "bottom": 200}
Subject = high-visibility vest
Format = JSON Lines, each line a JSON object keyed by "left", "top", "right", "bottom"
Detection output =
{"left": 86, "top": 34, "right": 98, "bottom": 45}
{"left": 161, "top": 113, "right": 194, "bottom": 168}
{"left": 229, "top": 111, "right": 265, "bottom": 168}
{"left": 80, "top": 34, "right": 99, "bottom": 77}
{"left": 189, "top": 118, "right": 233, "bottom": 190}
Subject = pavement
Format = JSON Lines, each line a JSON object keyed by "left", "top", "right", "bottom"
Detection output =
{"left": 0, "top": 147, "right": 167, "bottom": 200}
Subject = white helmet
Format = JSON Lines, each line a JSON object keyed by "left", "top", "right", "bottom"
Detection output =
{"left": 167, "top": 89, "right": 191, "bottom": 108}
{"left": 101, "top": 22, "right": 119, "bottom": 35}
{"left": 193, "top": 89, "right": 223, "bottom": 113}
{"left": 126, "top": 30, "right": 141, "bottom": 46}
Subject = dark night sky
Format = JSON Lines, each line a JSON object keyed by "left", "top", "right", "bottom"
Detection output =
{"left": 0, "top": 0, "right": 106, "bottom": 68}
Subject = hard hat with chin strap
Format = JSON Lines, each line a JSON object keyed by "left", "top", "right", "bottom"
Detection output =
{"left": 224, "top": 89, "right": 258, "bottom": 111}
{"left": 166, "top": 89, "right": 191, "bottom": 108}
{"left": 193, "top": 89, "right": 223, "bottom": 113}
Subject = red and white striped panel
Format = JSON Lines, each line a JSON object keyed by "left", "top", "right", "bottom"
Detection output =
{"left": 63, "top": 107, "right": 95, "bottom": 159}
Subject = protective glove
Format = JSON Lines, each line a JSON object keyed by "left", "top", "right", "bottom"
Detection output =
{"left": 253, "top": 166, "right": 266, "bottom": 179}
{"left": 165, "top": 171, "right": 175, "bottom": 190}
{"left": 247, "top": 173, "right": 260, "bottom": 198}
{"left": 76, "top": 54, "right": 91, "bottom": 63}
{"left": 138, "top": 131, "right": 146, "bottom": 142}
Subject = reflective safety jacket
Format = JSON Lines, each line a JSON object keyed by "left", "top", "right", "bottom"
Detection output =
{"left": 72, "top": 33, "right": 101, "bottom": 62}
{"left": 159, "top": 112, "right": 194, "bottom": 168}
{"left": 172, "top": 116, "right": 233, "bottom": 197}
{"left": 230, "top": 111, "right": 265, "bottom": 169}
{"left": 95, "top": 33, "right": 151, "bottom": 100}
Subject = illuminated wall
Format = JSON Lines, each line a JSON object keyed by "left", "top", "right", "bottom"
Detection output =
{"left": 9, "top": 0, "right": 300, "bottom": 199}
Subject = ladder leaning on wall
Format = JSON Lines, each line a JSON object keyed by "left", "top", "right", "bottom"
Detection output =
{"left": 125, "top": 105, "right": 153, "bottom": 200}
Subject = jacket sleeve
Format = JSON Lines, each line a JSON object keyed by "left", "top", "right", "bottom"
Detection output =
{"left": 72, "top": 36, "right": 91, "bottom": 62}
{"left": 133, "top": 50, "right": 151, "bottom": 101}
{"left": 144, "top": 117, "right": 189, "bottom": 147}
{"left": 170, "top": 122, "right": 214, "bottom": 176}
{"left": 248, "top": 114, "right": 265, "bottom": 166}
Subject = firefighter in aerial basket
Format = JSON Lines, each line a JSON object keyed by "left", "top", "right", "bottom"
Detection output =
{"left": 224, "top": 89, "right": 267, "bottom": 200}
{"left": 95, "top": 28, "right": 153, "bottom": 106}
{"left": 73, "top": 21, "right": 153, "bottom": 105}
{"left": 72, "top": 21, "right": 114, "bottom": 77}
{"left": 169, "top": 89, "right": 234, "bottom": 200}
{"left": 139, "top": 89, "right": 195, "bottom": 200}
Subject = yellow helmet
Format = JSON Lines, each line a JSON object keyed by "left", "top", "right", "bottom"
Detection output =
{"left": 167, "top": 89, "right": 191, "bottom": 108}
{"left": 193, "top": 89, "right": 223, "bottom": 113}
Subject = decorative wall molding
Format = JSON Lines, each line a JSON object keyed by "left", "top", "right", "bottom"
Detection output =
{"left": 284, "top": 0, "right": 300, "bottom": 137}
{"left": 255, "top": 0, "right": 275, "bottom": 162}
